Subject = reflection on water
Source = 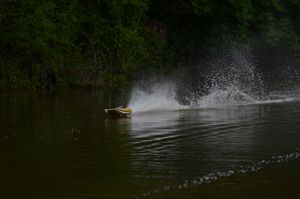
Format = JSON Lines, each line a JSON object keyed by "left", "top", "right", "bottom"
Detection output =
{"left": 1, "top": 91, "right": 300, "bottom": 199}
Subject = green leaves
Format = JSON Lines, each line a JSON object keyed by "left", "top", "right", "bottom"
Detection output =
{"left": 191, "top": 0, "right": 214, "bottom": 15}
{"left": 1, "top": 0, "right": 300, "bottom": 89}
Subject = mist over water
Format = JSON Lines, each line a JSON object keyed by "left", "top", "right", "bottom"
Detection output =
{"left": 129, "top": 49, "right": 300, "bottom": 112}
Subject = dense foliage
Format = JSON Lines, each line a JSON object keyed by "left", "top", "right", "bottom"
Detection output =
{"left": 1, "top": 0, "right": 300, "bottom": 89}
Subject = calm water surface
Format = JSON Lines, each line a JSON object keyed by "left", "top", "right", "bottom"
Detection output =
{"left": 1, "top": 91, "right": 300, "bottom": 199}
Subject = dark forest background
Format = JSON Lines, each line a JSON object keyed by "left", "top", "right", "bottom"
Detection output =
{"left": 1, "top": 0, "right": 300, "bottom": 89}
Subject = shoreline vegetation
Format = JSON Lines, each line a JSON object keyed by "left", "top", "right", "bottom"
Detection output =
{"left": 1, "top": 0, "right": 300, "bottom": 90}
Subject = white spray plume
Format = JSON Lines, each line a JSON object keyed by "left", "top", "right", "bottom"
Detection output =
{"left": 129, "top": 49, "right": 300, "bottom": 112}
{"left": 129, "top": 82, "right": 186, "bottom": 113}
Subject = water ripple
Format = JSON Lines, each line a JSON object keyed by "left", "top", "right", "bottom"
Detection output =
{"left": 135, "top": 149, "right": 300, "bottom": 198}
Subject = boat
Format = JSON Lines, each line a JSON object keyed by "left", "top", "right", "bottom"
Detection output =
{"left": 104, "top": 107, "right": 132, "bottom": 117}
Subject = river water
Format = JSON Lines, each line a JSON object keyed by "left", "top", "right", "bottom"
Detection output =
{"left": 1, "top": 90, "right": 300, "bottom": 199}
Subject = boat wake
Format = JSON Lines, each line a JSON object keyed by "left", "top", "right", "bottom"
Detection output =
{"left": 129, "top": 84, "right": 300, "bottom": 113}
{"left": 129, "top": 50, "right": 300, "bottom": 113}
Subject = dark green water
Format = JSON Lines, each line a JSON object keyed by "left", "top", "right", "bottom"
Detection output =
{"left": 1, "top": 91, "right": 300, "bottom": 199}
